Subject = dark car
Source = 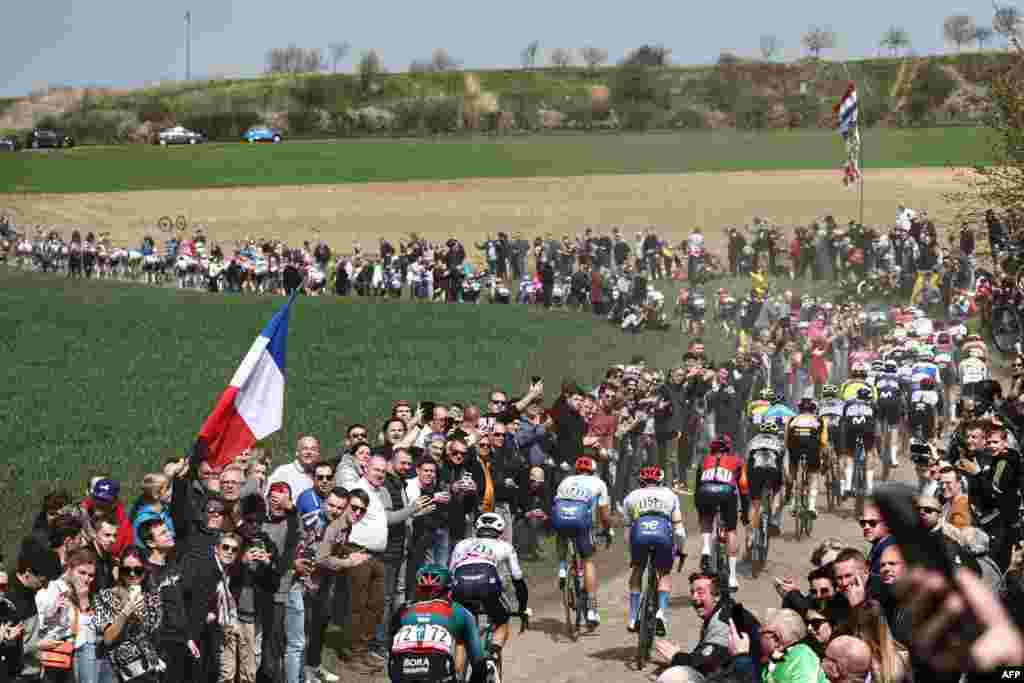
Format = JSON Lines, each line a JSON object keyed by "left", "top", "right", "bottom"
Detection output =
{"left": 26, "top": 129, "right": 74, "bottom": 149}
{"left": 157, "top": 126, "right": 206, "bottom": 145}
{"left": 0, "top": 136, "right": 16, "bottom": 151}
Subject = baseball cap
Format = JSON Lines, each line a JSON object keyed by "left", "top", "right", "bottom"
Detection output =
{"left": 91, "top": 479, "right": 120, "bottom": 503}
{"left": 268, "top": 481, "right": 292, "bottom": 497}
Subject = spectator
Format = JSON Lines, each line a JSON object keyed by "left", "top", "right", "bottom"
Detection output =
{"left": 833, "top": 548, "right": 870, "bottom": 609}
{"left": 296, "top": 463, "right": 335, "bottom": 534}
{"left": 405, "top": 456, "right": 452, "bottom": 587}
{"left": 444, "top": 437, "right": 479, "bottom": 545}
{"left": 822, "top": 635, "right": 872, "bottom": 683}
{"left": 81, "top": 480, "right": 133, "bottom": 557}
{"left": 515, "top": 467, "right": 552, "bottom": 562}
{"left": 653, "top": 573, "right": 731, "bottom": 682}
{"left": 960, "top": 526, "right": 1003, "bottom": 591}
{"left": 130, "top": 474, "right": 174, "bottom": 548}
{"left": 939, "top": 465, "right": 972, "bottom": 529}
{"left": 859, "top": 502, "right": 894, "bottom": 578}
{"left": 218, "top": 465, "right": 246, "bottom": 531}
{"left": 259, "top": 482, "right": 304, "bottom": 683}
{"left": 233, "top": 494, "right": 282, "bottom": 683}
{"left": 89, "top": 521, "right": 119, "bottom": 592}
{"left": 268, "top": 436, "right": 321, "bottom": 503}
{"left": 302, "top": 488, "right": 349, "bottom": 683}
{"left": 32, "top": 491, "right": 73, "bottom": 549}
{"left": 94, "top": 546, "right": 163, "bottom": 683}
{"left": 335, "top": 442, "right": 372, "bottom": 491}
{"left": 208, "top": 532, "right": 242, "bottom": 683}
{"left": 757, "top": 608, "right": 824, "bottom": 683}
{"left": 137, "top": 518, "right": 193, "bottom": 683}
{"left": 372, "top": 449, "right": 417, "bottom": 658}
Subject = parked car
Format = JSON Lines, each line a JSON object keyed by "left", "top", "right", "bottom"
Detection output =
{"left": 26, "top": 129, "right": 73, "bottom": 149}
{"left": 243, "top": 126, "right": 282, "bottom": 143}
{"left": 0, "top": 136, "right": 17, "bottom": 151}
{"left": 157, "top": 126, "right": 206, "bottom": 145}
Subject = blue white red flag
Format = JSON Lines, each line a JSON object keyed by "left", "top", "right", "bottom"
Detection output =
{"left": 836, "top": 83, "right": 858, "bottom": 139}
{"left": 196, "top": 293, "right": 295, "bottom": 469}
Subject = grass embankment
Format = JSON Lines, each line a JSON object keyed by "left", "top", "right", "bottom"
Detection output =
{"left": 0, "top": 126, "right": 992, "bottom": 194}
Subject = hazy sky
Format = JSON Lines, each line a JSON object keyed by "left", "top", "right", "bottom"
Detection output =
{"left": 2, "top": 0, "right": 1014, "bottom": 97}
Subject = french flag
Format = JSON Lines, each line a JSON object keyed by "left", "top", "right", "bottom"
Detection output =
{"left": 836, "top": 83, "right": 858, "bottom": 139}
{"left": 196, "top": 294, "right": 295, "bottom": 470}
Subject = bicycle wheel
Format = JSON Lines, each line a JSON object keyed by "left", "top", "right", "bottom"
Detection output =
{"left": 562, "top": 542, "right": 577, "bottom": 641}
{"left": 824, "top": 447, "right": 838, "bottom": 512}
{"left": 853, "top": 442, "right": 866, "bottom": 519}
{"left": 175, "top": 215, "right": 188, "bottom": 233}
{"left": 157, "top": 216, "right": 172, "bottom": 233}
{"left": 636, "top": 551, "right": 657, "bottom": 669}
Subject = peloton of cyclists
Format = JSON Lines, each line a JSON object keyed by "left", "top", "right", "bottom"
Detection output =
{"left": 623, "top": 466, "right": 687, "bottom": 636}
{"left": 551, "top": 455, "right": 613, "bottom": 628}
{"left": 696, "top": 437, "right": 749, "bottom": 591}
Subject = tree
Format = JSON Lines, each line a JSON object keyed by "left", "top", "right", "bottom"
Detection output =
{"left": 430, "top": 48, "right": 460, "bottom": 71}
{"left": 328, "top": 42, "right": 350, "bottom": 73}
{"left": 579, "top": 47, "right": 608, "bottom": 70}
{"left": 944, "top": 15, "right": 977, "bottom": 51}
{"left": 976, "top": 25, "right": 995, "bottom": 49}
{"left": 357, "top": 50, "right": 384, "bottom": 94}
{"left": 265, "top": 46, "right": 325, "bottom": 74}
{"left": 802, "top": 27, "right": 836, "bottom": 58}
{"left": 879, "top": 27, "right": 911, "bottom": 56}
{"left": 994, "top": 4, "right": 1023, "bottom": 45}
{"left": 759, "top": 35, "right": 781, "bottom": 60}
{"left": 521, "top": 41, "right": 540, "bottom": 69}
{"left": 549, "top": 48, "right": 574, "bottom": 68}
{"left": 621, "top": 45, "right": 671, "bottom": 67}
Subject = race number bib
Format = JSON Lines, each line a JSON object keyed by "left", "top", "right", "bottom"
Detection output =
{"left": 392, "top": 624, "right": 454, "bottom": 655}
{"left": 701, "top": 467, "right": 735, "bottom": 484}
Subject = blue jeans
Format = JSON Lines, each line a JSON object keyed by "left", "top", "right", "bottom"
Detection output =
{"left": 285, "top": 585, "right": 307, "bottom": 683}
{"left": 74, "top": 642, "right": 115, "bottom": 683}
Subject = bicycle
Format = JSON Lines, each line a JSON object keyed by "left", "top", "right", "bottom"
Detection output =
{"left": 561, "top": 537, "right": 584, "bottom": 641}
{"left": 707, "top": 508, "right": 733, "bottom": 599}
{"left": 821, "top": 443, "right": 841, "bottom": 513}
{"left": 791, "top": 450, "right": 814, "bottom": 540}
{"left": 634, "top": 544, "right": 685, "bottom": 670}
{"left": 851, "top": 434, "right": 867, "bottom": 518}
{"left": 749, "top": 481, "right": 778, "bottom": 579}
{"left": 470, "top": 607, "right": 530, "bottom": 683}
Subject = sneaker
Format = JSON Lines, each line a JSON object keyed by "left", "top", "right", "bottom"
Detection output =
{"left": 318, "top": 667, "right": 340, "bottom": 683}
{"left": 700, "top": 554, "right": 713, "bottom": 575}
{"left": 305, "top": 666, "right": 322, "bottom": 683}
{"left": 586, "top": 609, "right": 601, "bottom": 626}
{"left": 655, "top": 611, "right": 667, "bottom": 637}
{"left": 627, "top": 619, "right": 637, "bottom": 633}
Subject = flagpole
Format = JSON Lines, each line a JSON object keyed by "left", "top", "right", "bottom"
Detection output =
{"left": 858, "top": 121, "right": 864, "bottom": 227}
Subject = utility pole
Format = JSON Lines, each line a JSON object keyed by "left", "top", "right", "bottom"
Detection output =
{"left": 185, "top": 11, "right": 191, "bottom": 80}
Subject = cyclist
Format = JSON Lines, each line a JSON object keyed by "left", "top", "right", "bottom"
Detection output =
{"left": 840, "top": 386, "right": 878, "bottom": 497}
{"left": 747, "top": 387, "right": 774, "bottom": 430}
{"left": 623, "top": 466, "right": 686, "bottom": 636}
{"left": 745, "top": 421, "right": 785, "bottom": 539}
{"left": 840, "top": 362, "right": 875, "bottom": 402}
{"left": 959, "top": 346, "right": 990, "bottom": 401}
{"left": 785, "top": 398, "right": 828, "bottom": 519}
{"left": 908, "top": 376, "right": 942, "bottom": 443}
{"left": 911, "top": 349, "right": 941, "bottom": 389}
{"left": 389, "top": 564, "right": 487, "bottom": 683}
{"left": 696, "top": 436, "right": 749, "bottom": 591}
{"left": 551, "top": 455, "right": 612, "bottom": 627}
{"left": 449, "top": 513, "right": 529, "bottom": 662}
{"left": 875, "top": 362, "right": 904, "bottom": 469}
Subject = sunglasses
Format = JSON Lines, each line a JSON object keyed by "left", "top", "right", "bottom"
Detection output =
{"left": 350, "top": 432, "right": 368, "bottom": 439}
{"left": 220, "top": 544, "right": 239, "bottom": 553}
{"left": 316, "top": 475, "right": 333, "bottom": 481}
{"left": 121, "top": 566, "right": 146, "bottom": 577}
{"left": 491, "top": 399, "right": 508, "bottom": 405}
{"left": 859, "top": 519, "right": 881, "bottom": 528}
{"left": 348, "top": 505, "right": 367, "bottom": 515}
{"left": 917, "top": 506, "right": 941, "bottom": 515}
{"left": 808, "top": 618, "right": 829, "bottom": 630}
{"left": 451, "top": 450, "right": 467, "bottom": 457}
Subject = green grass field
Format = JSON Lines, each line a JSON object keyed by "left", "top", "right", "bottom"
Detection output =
{"left": 0, "top": 267, "right": 719, "bottom": 555}
{"left": 0, "top": 127, "right": 992, "bottom": 194}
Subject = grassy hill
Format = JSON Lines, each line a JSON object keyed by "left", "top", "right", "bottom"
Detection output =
{"left": 0, "top": 52, "right": 1009, "bottom": 145}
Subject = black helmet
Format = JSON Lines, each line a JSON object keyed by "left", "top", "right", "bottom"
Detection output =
{"left": 856, "top": 387, "right": 872, "bottom": 401}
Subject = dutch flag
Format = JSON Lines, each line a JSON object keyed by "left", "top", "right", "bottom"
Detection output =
{"left": 837, "top": 83, "right": 858, "bottom": 139}
{"left": 195, "top": 294, "right": 295, "bottom": 469}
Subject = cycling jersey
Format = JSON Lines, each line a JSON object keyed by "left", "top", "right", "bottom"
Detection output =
{"left": 786, "top": 414, "right": 828, "bottom": 467}
{"left": 875, "top": 376, "right": 903, "bottom": 423}
{"left": 746, "top": 434, "right": 784, "bottom": 471}
{"left": 763, "top": 403, "right": 797, "bottom": 429}
{"left": 449, "top": 538, "right": 524, "bottom": 581}
{"left": 840, "top": 380, "right": 876, "bottom": 402}
{"left": 624, "top": 486, "right": 682, "bottom": 572}
{"left": 818, "top": 399, "right": 844, "bottom": 422}
{"left": 841, "top": 399, "right": 876, "bottom": 452}
{"left": 911, "top": 362, "right": 941, "bottom": 385}
{"left": 959, "top": 358, "right": 989, "bottom": 386}
{"left": 552, "top": 474, "right": 609, "bottom": 559}
{"left": 449, "top": 537, "right": 523, "bottom": 628}
{"left": 696, "top": 452, "right": 748, "bottom": 532}
{"left": 389, "top": 598, "right": 484, "bottom": 683}
{"left": 698, "top": 453, "right": 749, "bottom": 493}
{"left": 747, "top": 400, "right": 771, "bottom": 426}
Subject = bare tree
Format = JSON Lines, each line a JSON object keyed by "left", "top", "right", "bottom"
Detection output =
{"left": 521, "top": 41, "right": 540, "bottom": 69}
{"left": 759, "top": 35, "right": 782, "bottom": 60}
{"left": 549, "top": 48, "right": 574, "bottom": 68}
{"left": 879, "top": 27, "right": 911, "bottom": 56}
{"left": 994, "top": 4, "right": 1023, "bottom": 45}
{"left": 431, "top": 48, "right": 460, "bottom": 71}
{"left": 802, "top": 26, "right": 836, "bottom": 58}
{"left": 358, "top": 49, "right": 385, "bottom": 93}
{"left": 328, "top": 42, "right": 350, "bottom": 73}
{"left": 976, "top": 25, "right": 995, "bottom": 48}
{"left": 579, "top": 47, "right": 609, "bottom": 69}
{"left": 621, "top": 45, "right": 671, "bottom": 66}
{"left": 265, "top": 46, "right": 325, "bottom": 74}
{"left": 944, "top": 15, "right": 977, "bottom": 51}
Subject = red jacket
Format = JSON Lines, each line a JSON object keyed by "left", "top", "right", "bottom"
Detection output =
{"left": 81, "top": 498, "right": 134, "bottom": 556}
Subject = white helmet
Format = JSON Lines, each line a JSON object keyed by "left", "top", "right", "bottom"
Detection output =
{"left": 475, "top": 512, "right": 506, "bottom": 537}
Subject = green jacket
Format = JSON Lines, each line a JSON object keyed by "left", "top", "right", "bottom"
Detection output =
{"left": 762, "top": 642, "right": 827, "bottom": 683}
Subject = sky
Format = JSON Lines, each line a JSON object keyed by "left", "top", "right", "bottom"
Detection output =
{"left": 2, "top": 0, "right": 1016, "bottom": 97}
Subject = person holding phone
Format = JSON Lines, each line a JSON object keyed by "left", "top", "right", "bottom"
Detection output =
{"left": 94, "top": 546, "right": 164, "bottom": 683}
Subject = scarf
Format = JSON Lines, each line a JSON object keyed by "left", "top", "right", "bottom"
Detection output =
{"left": 213, "top": 549, "right": 238, "bottom": 628}
{"left": 478, "top": 454, "right": 495, "bottom": 513}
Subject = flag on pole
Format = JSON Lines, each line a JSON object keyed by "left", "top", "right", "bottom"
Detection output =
{"left": 835, "top": 82, "right": 861, "bottom": 187}
{"left": 195, "top": 294, "right": 295, "bottom": 470}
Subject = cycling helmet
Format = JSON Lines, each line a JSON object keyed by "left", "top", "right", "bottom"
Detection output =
{"left": 475, "top": 512, "right": 506, "bottom": 537}
{"left": 759, "top": 387, "right": 774, "bottom": 401}
{"left": 851, "top": 362, "right": 867, "bottom": 379}
{"left": 798, "top": 398, "right": 817, "bottom": 414}
{"left": 774, "top": 392, "right": 787, "bottom": 404}
{"left": 639, "top": 466, "right": 665, "bottom": 485}
{"left": 856, "top": 387, "right": 873, "bottom": 401}
{"left": 759, "top": 422, "right": 780, "bottom": 436}
{"left": 710, "top": 437, "right": 731, "bottom": 453}
{"left": 575, "top": 456, "right": 597, "bottom": 475}
{"left": 870, "top": 360, "right": 885, "bottom": 373}
{"left": 884, "top": 361, "right": 898, "bottom": 374}
{"left": 920, "top": 376, "right": 936, "bottom": 389}
{"left": 822, "top": 384, "right": 839, "bottom": 398}
{"left": 416, "top": 564, "right": 452, "bottom": 593}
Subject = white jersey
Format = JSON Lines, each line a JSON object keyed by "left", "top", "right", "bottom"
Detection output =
{"left": 910, "top": 389, "right": 941, "bottom": 408}
{"left": 555, "top": 474, "right": 610, "bottom": 516}
{"left": 449, "top": 537, "right": 524, "bottom": 580}
{"left": 959, "top": 358, "right": 989, "bottom": 385}
{"left": 687, "top": 233, "right": 705, "bottom": 256}
{"left": 623, "top": 486, "right": 680, "bottom": 522}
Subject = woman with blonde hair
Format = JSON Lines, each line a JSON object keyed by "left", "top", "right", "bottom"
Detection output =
{"left": 836, "top": 600, "right": 911, "bottom": 683}
{"left": 130, "top": 473, "right": 174, "bottom": 547}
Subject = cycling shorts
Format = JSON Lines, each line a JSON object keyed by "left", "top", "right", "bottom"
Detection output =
{"left": 787, "top": 437, "right": 821, "bottom": 470}
{"left": 451, "top": 565, "right": 511, "bottom": 627}
{"left": 551, "top": 499, "right": 596, "bottom": 559}
{"left": 843, "top": 428, "right": 876, "bottom": 454}
{"left": 876, "top": 400, "right": 902, "bottom": 426}
{"left": 695, "top": 482, "right": 739, "bottom": 532}
{"left": 747, "top": 467, "right": 783, "bottom": 502}
{"left": 629, "top": 514, "right": 676, "bottom": 572}
{"left": 909, "top": 407, "right": 936, "bottom": 441}
{"left": 390, "top": 652, "right": 457, "bottom": 683}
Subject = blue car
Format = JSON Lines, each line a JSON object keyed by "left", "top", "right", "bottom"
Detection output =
{"left": 243, "top": 126, "right": 283, "bottom": 143}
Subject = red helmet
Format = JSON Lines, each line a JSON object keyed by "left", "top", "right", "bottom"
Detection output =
{"left": 710, "top": 437, "right": 730, "bottom": 454}
{"left": 920, "top": 376, "right": 936, "bottom": 389}
{"left": 575, "top": 456, "right": 597, "bottom": 474}
{"left": 639, "top": 466, "right": 665, "bottom": 485}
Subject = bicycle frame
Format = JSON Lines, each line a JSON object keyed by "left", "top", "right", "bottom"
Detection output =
{"left": 562, "top": 538, "right": 584, "bottom": 641}
{"left": 853, "top": 436, "right": 867, "bottom": 517}
{"left": 635, "top": 547, "right": 658, "bottom": 670}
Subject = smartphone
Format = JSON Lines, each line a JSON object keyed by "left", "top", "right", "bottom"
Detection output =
{"left": 532, "top": 376, "right": 542, "bottom": 386}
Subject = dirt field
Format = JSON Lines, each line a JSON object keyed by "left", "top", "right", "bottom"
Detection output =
{"left": 2, "top": 168, "right": 963, "bottom": 257}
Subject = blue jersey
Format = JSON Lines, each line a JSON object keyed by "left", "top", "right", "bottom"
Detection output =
{"left": 763, "top": 404, "right": 796, "bottom": 429}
